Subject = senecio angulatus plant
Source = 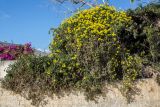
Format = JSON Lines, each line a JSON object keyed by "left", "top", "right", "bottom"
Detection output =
{"left": 49, "top": 5, "right": 142, "bottom": 102}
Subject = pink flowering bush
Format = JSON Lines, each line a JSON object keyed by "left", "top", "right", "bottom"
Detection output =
{"left": 0, "top": 43, "right": 33, "bottom": 60}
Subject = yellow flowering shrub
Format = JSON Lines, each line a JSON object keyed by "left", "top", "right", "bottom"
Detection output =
{"left": 49, "top": 5, "right": 142, "bottom": 101}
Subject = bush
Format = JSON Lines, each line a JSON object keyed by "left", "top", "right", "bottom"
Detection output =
{"left": 116, "top": 4, "right": 160, "bottom": 83}
{"left": 119, "top": 4, "right": 160, "bottom": 63}
{"left": 49, "top": 5, "right": 142, "bottom": 102}
{"left": 2, "top": 55, "right": 53, "bottom": 106}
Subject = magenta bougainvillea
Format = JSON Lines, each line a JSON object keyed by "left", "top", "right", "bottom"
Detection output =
{"left": 0, "top": 43, "right": 33, "bottom": 60}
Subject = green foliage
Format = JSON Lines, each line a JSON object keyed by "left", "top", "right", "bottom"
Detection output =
{"left": 156, "top": 74, "right": 160, "bottom": 85}
{"left": 2, "top": 55, "right": 53, "bottom": 106}
{"left": 118, "top": 3, "right": 160, "bottom": 85}
{"left": 121, "top": 4, "right": 160, "bottom": 63}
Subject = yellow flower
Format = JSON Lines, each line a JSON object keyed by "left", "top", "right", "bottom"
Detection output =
{"left": 112, "top": 33, "right": 116, "bottom": 37}
{"left": 98, "top": 38, "right": 102, "bottom": 41}
{"left": 67, "top": 66, "right": 72, "bottom": 70}
{"left": 47, "top": 62, "right": 50, "bottom": 65}
{"left": 55, "top": 50, "right": 61, "bottom": 53}
{"left": 62, "top": 63, "right": 66, "bottom": 68}
{"left": 75, "top": 63, "right": 80, "bottom": 67}
{"left": 113, "top": 37, "right": 117, "bottom": 41}
{"left": 53, "top": 59, "right": 57, "bottom": 63}
{"left": 71, "top": 55, "right": 77, "bottom": 60}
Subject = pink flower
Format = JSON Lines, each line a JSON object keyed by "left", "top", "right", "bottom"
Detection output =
{"left": 0, "top": 53, "right": 14, "bottom": 60}
{"left": 0, "top": 42, "right": 33, "bottom": 60}
{"left": 0, "top": 47, "right": 4, "bottom": 51}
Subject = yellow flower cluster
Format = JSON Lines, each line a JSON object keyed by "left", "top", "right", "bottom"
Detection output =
{"left": 51, "top": 5, "right": 131, "bottom": 53}
{"left": 122, "top": 55, "right": 142, "bottom": 88}
{"left": 49, "top": 5, "right": 141, "bottom": 92}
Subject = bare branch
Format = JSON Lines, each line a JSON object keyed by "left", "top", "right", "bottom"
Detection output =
{"left": 51, "top": 0, "right": 95, "bottom": 7}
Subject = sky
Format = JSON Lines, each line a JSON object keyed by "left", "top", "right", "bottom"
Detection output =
{"left": 0, "top": 0, "right": 149, "bottom": 51}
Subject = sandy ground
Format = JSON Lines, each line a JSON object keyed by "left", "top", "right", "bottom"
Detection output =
{"left": 0, "top": 79, "right": 160, "bottom": 107}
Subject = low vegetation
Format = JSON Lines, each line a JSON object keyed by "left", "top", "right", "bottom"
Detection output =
{"left": 2, "top": 55, "right": 52, "bottom": 106}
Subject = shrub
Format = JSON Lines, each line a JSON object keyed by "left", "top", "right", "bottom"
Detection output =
{"left": 116, "top": 4, "right": 160, "bottom": 83}
{"left": 49, "top": 5, "right": 142, "bottom": 101}
{"left": 1, "top": 55, "right": 53, "bottom": 106}
{"left": 0, "top": 43, "right": 33, "bottom": 60}
{"left": 119, "top": 4, "right": 160, "bottom": 63}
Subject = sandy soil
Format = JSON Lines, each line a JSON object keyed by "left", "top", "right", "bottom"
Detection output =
{"left": 0, "top": 79, "right": 160, "bottom": 107}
